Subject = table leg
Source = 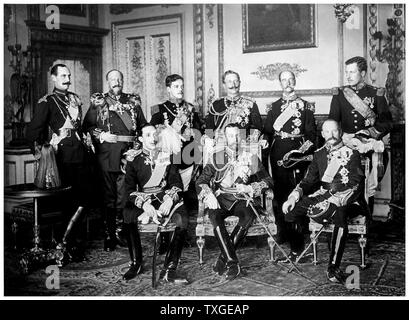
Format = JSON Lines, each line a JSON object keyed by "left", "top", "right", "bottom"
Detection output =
{"left": 32, "top": 197, "right": 41, "bottom": 252}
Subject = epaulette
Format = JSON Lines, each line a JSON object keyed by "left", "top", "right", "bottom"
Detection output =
{"left": 331, "top": 87, "right": 340, "bottom": 95}
{"left": 38, "top": 94, "right": 50, "bottom": 104}
{"left": 90, "top": 92, "right": 105, "bottom": 108}
{"left": 151, "top": 104, "right": 160, "bottom": 114}
{"left": 128, "top": 93, "right": 141, "bottom": 106}
{"left": 314, "top": 145, "right": 326, "bottom": 153}
{"left": 376, "top": 87, "right": 386, "bottom": 96}
{"left": 124, "top": 148, "right": 143, "bottom": 162}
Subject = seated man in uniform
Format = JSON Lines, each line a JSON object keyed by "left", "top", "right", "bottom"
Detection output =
{"left": 122, "top": 124, "right": 189, "bottom": 284}
{"left": 282, "top": 119, "right": 365, "bottom": 284}
{"left": 196, "top": 123, "right": 273, "bottom": 281}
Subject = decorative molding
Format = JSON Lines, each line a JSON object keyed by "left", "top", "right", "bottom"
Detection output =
{"left": 194, "top": 4, "right": 205, "bottom": 113}
{"left": 27, "top": 4, "right": 40, "bottom": 21}
{"left": 155, "top": 36, "right": 169, "bottom": 102}
{"left": 368, "top": 4, "right": 378, "bottom": 85}
{"left": 334, "top": 4, "right": 355, "bottom": 23}
{"left": 241, "top": 89, "right": 333, "bottom": 98}
{"left": 89, "top": 4, "right": 99, "bottom": 27}
{"left": 206, "top": 84, "right": 216, "bottom": 115}
{"left": 217, "top": 5, "right": 224, "bottom": 96}
{"left": 26, "top": 20, "right": 109, "bottom": 47}
{"left": 110, "top": 4, "right": 180, "bottom": 15}
{"left": 205, "top": 4, "right": 216, "bottom": 28}
{"left": 251, "top": 63, "right": 307, "bottom": 81}
{"left": 4, "top": 4, "right": 12, "bottom": 42}
{"left": 337, "top": 21, "right": 344, "bottom": 86}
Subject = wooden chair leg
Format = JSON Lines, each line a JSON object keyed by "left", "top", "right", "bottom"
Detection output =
{"left": 267, "top": 236, "right": 276, "bottom": 262}
{"left": 358, "top": 234, "right": 367, "bottom": 268}
{"left": 311, "top": 230, "right": 318, "bottom": 265}
{"left": 197, "top": 236, "right": 205, "bottom": 265}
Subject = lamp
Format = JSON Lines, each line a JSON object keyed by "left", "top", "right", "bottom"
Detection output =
{"left": 372, "top": 18, "right": 405, "bottom": 62}
{"left": 7, "top": 5, "right": 35, "bottom": 146}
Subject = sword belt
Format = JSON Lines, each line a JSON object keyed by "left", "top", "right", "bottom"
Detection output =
{"left": 275, "top": 132, "right": 304, "bottom": 139}
{"left": 142, "top": 186, "right": 164, "bottom": 194}
{"left": 116, "top": 135, "right": 136, "bottom": 142}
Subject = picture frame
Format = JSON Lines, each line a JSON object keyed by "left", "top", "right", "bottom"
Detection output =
{"left": 57, "top": 4, "right": 87, "bottom": 17}
{"left": 242, "top": 4, "right": 317, "bottom": 53}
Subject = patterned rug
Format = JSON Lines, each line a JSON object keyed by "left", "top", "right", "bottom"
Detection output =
{"left": 4, "top": 220, "right": 405, "bottom": 297}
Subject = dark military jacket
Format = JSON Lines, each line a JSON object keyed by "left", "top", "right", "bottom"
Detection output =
{"left": 329, "top": 83, "right": 392, "bottom": 138}
{"left": 293, "top": 142, "right": 364, "bottom": 204}
{"left": 26, "top": 89, "right": 88, "bottom": 164}
{"left": 83, "top": 91, "right": 147, "bottom": 172}
{"left": 205, "top": 96, "right": 263, "bottom": 137}
{"left": 123, "top": 148, "right": 183, "bottom": 217}
{"left": 196, "top": 147, "right": 273, "bottom": 210}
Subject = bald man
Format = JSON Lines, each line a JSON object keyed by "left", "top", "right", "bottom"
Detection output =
{"left": 264, "top": 70, "right": 317, "bottom": 244}
{"left": 282, "top": 119, "right": 366, "bottom": 284}
{"left": 83, "top": 69, "right": 147, "bottom": 252}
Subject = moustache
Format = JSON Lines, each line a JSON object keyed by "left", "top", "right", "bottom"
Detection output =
{"left": 63, "top": 82, "right": 71, "bottom": 85}
{"left": 228, "top": 86, "right": 239, "bottom": 90}
{"left": 112, "top": 85, "right": 122, "bottom": 89}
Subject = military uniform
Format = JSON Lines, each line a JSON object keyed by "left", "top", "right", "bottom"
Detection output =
{"left": 196, "top": 147, "right": 273, "bottom": 279}
{"left": 285, "top": 142, "right": 366, "bottom": 272}
{"left": 329, "top": 83, "right": 392, "bottom": 137}
{"left": 27, "top": 89, "right": 93, "bottom": 208}
{"left": 150, "top": 100, "right": 203, "bottom": 170}
{"left": 264, "top": 93, "right": 317, "bottom": 240}
{"left": 205, "top": 96, "right": 263, "bottom": 140}
{"left": 123, "top": 148, "right": 188, "bottom": 282}
{"left": 329, "top": 83, "right": 393, "bottom": 200}
{"left": 83, "top": 91, "right": 147, "bottom": 250}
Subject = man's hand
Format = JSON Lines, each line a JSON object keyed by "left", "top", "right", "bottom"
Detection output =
{"left": 142, "top": 202, "right": 156, "bottom": 218}
{"left": 259, "top": 139, "right": 268, "bottom": 149}
{"left": 101, "top": 132, "right": 118, "bottom": 143}
{"left": 159, "top": 198, "right": 173, "bottom": 216}
{"left": 205, "top": 193, "right": 220, "bottom": 210}
{"left": 282, "top": 196, "right": 296, "bottom": 214}
{"left": 236, "top": 184, "right": 252, "bottom": 195}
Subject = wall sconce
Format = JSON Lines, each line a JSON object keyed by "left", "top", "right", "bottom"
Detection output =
{"left": 372, "top": 18, "right": 405, "bottom": 62}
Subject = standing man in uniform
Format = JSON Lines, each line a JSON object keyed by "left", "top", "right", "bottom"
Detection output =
{"left": 264, "top": 70, "right": 317, "bottom": 243}
{"left": 27, "top": 63, "right": 94, "bottom": 255}
{"left": 150, "top": 74, "right": 203, "bottom": 253}
{"left": 329, "top": 56, "right": 393, "bottom": 203}
{"left": 83, "top": 69, "right": 147, "bottom": 252}
{"left": 203, "top": 70, "right": 264, "bottom": 146}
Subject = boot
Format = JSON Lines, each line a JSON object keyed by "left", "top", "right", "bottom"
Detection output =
{"left": 158, "top": 232, "right": 171, "bottom": 255}
{"left": 123, "top": 223, "right": 143, "bottom": 280}
{"left": 213, "top": 224, "right": 249, "bottom": 275}
{"left": 159, "top": 228, "right": 189, "bottom": 284}
{"left": 104, "top": 208, "right": 117, "bottom": 252}
{"left": 327, "top": 226, "right": 348, "bottom": 284}
{"left": 213, "top": 225, "right": 240, "bottom": 281}
{"left": 115, "top": 209, "right": 127, "bottom": 247}
{"left": 274, "top": 205, "right": 288, "bottom": 244}
{"left": 277, "top": 222, "right": 306, "bottom": 263}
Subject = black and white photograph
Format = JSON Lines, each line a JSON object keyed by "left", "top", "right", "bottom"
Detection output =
{"left": 1, "top": 2, "right": 406, "bottom": 300}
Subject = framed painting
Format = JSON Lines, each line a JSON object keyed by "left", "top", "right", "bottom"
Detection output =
{"left": 242, "top": 4, "right": 317, "bottom": 53}
{"left": 57, "top": 4, "right": 87, "bottom": 17}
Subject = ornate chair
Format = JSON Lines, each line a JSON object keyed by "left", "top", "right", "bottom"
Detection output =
{"left": 307, "top": 157, "right": 371, "bottom": 269}
{"left": 195, "top": 140, "right": 277, "bottom": 264}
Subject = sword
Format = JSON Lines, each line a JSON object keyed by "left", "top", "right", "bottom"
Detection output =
{"left": 235, "top": 193, "right": 303, "bottom": 274}
{"left": 152, "top": 201, "right": 184, "bottom": 288}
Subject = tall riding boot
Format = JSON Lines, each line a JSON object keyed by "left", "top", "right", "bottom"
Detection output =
{"left": 104, "top": 208, "right": 117, "bottom": 252}
{"left": 278, "top": 222, "right": 305, "bottom": 263}
{"left": 123, "top": 223, "right": 143, "bottom": 280}
{"left": 160, "top": 228, "right": 189, "bottom": 284}
{"left": 327, "top": 226, "right": 348, "bottom": 284}
{"left": 274, "top": 205, "right": 288, "bottom": 244}
{"left": 214, "top": 225, "right": 240, "bottom": 281}
{"left": 115, "top": 209, "right": 127, "bottom": 247}
{"left": 158, "top": 232, "right": 171, "bottom": 255}
{"left": 213, "top": 224, "right": 249, "bottom": 275}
